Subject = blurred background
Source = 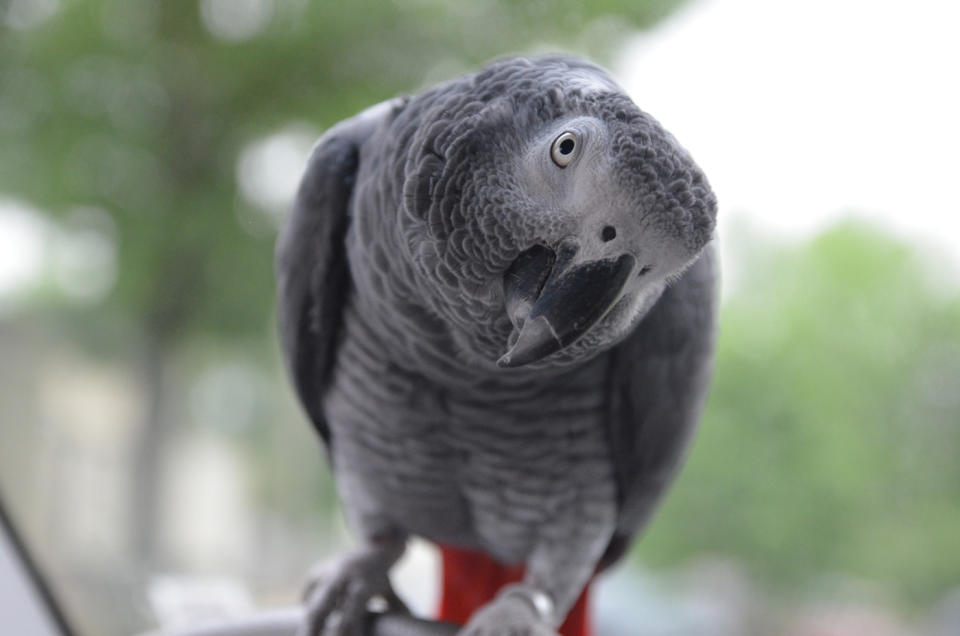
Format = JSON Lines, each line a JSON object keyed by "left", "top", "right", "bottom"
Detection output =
{"left": 1, "top": 0, "right": 958, "bottom": 634}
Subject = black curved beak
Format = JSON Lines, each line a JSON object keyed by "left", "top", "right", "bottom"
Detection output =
{"left": 498, "top": 243, "right": 636, "bottom": 368}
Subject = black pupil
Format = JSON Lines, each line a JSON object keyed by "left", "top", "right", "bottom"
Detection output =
{"left": 558, "top": 138, "right": 575, "bottom": 155}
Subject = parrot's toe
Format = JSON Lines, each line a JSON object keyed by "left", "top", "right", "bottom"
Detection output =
{"left": 296, "top": 552, "right": 409, "bottom": 636}
{"left": 457, "top": 586, "right": 559, "bottom": 636}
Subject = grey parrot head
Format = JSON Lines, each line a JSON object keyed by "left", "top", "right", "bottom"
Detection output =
{"left": 393, "top": 56, "right": 716, "bottom": 370}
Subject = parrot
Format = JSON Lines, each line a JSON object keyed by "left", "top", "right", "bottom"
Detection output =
{"left": 276, "top": 55, "right": 718, "bottom": 636}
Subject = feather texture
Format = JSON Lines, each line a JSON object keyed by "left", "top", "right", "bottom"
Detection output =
{"left": 275, "top": 56, "right": 718, "bottom": 633}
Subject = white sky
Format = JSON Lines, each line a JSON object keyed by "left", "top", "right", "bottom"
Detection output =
{"left": 0, "top": 200, "right": 48, "bottom": 301}
{"left": 2, "top": 0, "right": 959, "bottom": 300}
{"left": 613, "top": 0, "right": 960, "bottom": 264}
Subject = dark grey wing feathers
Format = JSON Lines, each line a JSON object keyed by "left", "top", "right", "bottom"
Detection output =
{"left": 601, "top": 246, "right": 719, "bottom": 567}
{"left": 275, "top": 100, "right": 402, "bottom": 448}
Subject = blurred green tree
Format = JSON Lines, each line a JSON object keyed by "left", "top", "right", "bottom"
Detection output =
{"left": 638, "top": 222, "right": 960, "bottom": 607}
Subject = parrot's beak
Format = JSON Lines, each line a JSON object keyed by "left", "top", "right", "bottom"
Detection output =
{"left": 498, "top": 242, "right": 636, "bottom": 368}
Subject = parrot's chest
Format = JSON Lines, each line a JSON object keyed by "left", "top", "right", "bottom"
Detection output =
{"left": 324, "top": 317, "right": 617, "bottom": 563}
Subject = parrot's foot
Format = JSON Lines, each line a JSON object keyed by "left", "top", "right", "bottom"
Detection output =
{"left": 458, "top": 584, "right": 559, "bottom": 636}
{"left": 297, "top": 548, "right": 408, "bottom": 636}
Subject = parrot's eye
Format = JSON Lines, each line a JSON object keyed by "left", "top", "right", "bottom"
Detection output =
{"left": 550, "top": 131, "right": 578, "bottom": 167}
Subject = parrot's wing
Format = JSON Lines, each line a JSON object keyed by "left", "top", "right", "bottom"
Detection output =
{"left": 276, "top": 99, "right": 403, "bottom": 447}
{"left": 601, "top": 245, "right": 719, "bottom": 568}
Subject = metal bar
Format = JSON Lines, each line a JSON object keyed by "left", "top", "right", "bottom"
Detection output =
{"left": 368, "top": 612, "right": 459, "bottom": 636}
{"left": 0, "top": 489, "right": 76, "bottom": 636}
{"left": 142, "top": 607, "right": 459, "bottom": 636}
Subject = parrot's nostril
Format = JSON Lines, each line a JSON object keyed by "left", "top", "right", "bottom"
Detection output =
{"left": 601, "top": 225, "right": 617, "bottom": 242}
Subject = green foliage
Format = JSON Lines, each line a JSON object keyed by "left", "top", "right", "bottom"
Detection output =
{"left": 0, "top": 0, "right": 685, "bottom": 346}
{"left": 638, "top": 222, "right": 960, "bottom": 606}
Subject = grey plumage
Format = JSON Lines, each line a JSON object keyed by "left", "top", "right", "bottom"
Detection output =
{"left": 277, "top": 55, "right": 717, "bottom": 634}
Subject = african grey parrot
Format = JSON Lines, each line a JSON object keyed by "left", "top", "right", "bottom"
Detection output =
{"left": 276, "top": 55, "right": 717, "bottom": 636}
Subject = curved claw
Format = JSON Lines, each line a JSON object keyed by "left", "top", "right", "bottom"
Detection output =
{"left": 457, "top": 586, "right": 559, "bottom": 636}
{"left": 298, "top": 549, "right": 408, "bottom": 636}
